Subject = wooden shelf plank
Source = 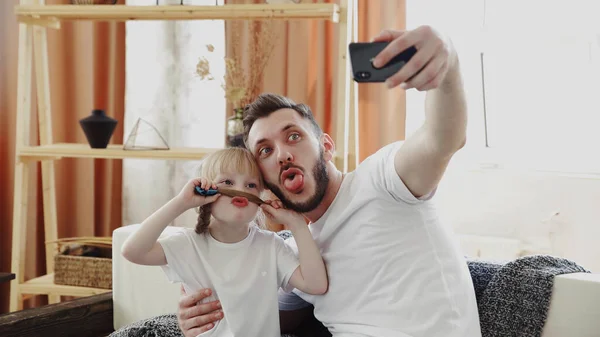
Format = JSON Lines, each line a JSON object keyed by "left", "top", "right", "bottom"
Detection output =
{"left": 18, "top": 143, "right": 220, "bottom": 161}
{"left": 19, "top": 273, "right": 111, "bottom": 297}
{"left": 15, "top": 3, "right": 340, "bottom": 23}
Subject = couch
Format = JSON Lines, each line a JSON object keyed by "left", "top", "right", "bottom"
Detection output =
{"left": 112, "top": 224, "right": 600, "bottom": 337}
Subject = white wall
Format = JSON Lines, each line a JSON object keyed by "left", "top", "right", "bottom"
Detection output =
{"left": 406, "top": 0, "right": 600, "bottom": 271}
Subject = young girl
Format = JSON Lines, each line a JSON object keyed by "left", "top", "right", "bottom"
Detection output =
{"left": 121, "top": 147, "right": 328, "bottom": 337}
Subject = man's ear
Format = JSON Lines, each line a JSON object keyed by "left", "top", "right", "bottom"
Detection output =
{"left": 321, "top": 133, "right": 335, "bottom": 162}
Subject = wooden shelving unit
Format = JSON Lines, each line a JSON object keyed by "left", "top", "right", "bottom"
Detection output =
{"left": 10, "top": 0, "right": 357, "bottom": 312}
{"left": 15, "top": 3, "right": 340, "bottom": 23}
{"left": 19, "top": 143, "right": 221, "bottom": 161}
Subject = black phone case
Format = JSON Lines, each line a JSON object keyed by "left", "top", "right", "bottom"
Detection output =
{"left": 349, "top": 42, "right": 417, "bottom": 83}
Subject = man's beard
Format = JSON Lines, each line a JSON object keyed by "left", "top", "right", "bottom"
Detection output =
{"left": 266, "top": 150, "right": 329, "bottom": 213}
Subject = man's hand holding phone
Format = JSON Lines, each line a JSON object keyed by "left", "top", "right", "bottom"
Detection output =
{"left": 350, "top": 25, "right": 457, "bottom": 91}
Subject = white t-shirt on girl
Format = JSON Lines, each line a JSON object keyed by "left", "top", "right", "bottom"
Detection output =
{"left": 158, "top": 225, "right": 299, "bottom": 337}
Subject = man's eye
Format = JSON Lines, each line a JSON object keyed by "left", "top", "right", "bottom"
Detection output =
{"left": 289, "top": 133, "right": 300, "bottom": 141}
{"left": 259, "top": 147, "right": 272, "bottom": 156}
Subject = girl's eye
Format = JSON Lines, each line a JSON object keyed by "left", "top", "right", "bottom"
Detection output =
{"left": 289, "top": 133, "right": 300, "bottom": 141}
{"left": 247, "top": 183, "right": 257, "bottom": 189}
{"left": 224, "top": 179, "right": 233, "bottom": 185}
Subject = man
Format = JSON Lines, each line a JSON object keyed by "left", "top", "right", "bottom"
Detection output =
{"left": 176, "top": 25, "right": 482, "bottom": 337}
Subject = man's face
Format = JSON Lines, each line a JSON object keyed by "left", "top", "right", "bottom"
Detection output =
{"left": 247, "top": 109, "right": 331, "bottom": 213}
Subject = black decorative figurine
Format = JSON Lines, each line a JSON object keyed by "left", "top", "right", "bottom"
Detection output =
{"left": 79, "top": 109, "right": 118, "bottom": 149}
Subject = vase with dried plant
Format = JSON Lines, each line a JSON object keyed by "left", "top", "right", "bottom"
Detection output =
{"left": 196, "top": 20, "right": 278, "bottom": 147}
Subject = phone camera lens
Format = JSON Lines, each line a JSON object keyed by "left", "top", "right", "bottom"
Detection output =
{"left": 356, "top": 71, "right": 371, "bottom": 80}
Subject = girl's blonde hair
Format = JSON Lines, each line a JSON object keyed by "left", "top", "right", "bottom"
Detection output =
{"left": 195, "top": 147, "right": 266, "bottom": 234}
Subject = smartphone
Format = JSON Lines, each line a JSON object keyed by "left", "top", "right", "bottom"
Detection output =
{"left": 348, "top": 42, "right": 417, "bottom": 83}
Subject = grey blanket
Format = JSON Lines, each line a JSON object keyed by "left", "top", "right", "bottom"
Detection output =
{"left": 471, "top": 254, "right": 589, "bottom": 337}
{"left": 108, "top": 315, "right": 296, "bottom": 337}
{"left": 109, "top": 314, "right": 183, "bottom": 337}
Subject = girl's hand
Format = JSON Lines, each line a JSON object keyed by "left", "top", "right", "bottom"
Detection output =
{"left": 261, "top": 200, "right": 307, "bottom": 229}
{"left": 176, "top": 177, "right": 220, "bottom": 210}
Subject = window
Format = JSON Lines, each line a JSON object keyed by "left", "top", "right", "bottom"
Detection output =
{"left": 124, "top": 0, "right": 226, "bottom": 150}
{"left": 406, "top": 0, "right": 600, "bottom": 175}
{"left": 123, "top": 0, "right": 226, "bottom": 227}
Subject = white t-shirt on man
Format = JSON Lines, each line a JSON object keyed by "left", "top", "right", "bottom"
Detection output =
{"left": 279, "top": 141, "right": 482, "bottom": 337}
{"left": 159, "top": 225, "right": 299, "bottom": 337}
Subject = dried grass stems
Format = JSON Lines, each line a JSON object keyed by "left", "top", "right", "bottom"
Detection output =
{"left": 196, "top": 20, "right": 279, "bottom": 109}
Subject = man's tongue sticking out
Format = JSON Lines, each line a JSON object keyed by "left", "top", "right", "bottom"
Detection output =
{"left": 284, "top": 174, "right": 304, "bottom": 193}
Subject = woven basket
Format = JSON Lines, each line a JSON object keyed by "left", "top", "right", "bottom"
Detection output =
{"left": 51, "top": 237, "right": 113, "bottom": 289}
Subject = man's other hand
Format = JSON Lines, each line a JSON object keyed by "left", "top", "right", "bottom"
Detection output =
{"left": 177, "top": 286, "right": 223, "bottom": 337}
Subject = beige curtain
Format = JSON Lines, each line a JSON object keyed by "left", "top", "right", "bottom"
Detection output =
{"left": 0, "top": 0, "right": 125, "bottom": 312}
{"left": 356, "top": 0, "right": 407, "bottom": 160}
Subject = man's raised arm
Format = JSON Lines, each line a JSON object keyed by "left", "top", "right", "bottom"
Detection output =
{"left": 372, "top": 26, "right": 467, "bottom": 198}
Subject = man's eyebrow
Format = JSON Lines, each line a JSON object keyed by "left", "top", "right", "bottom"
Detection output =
{"left": 281, "top": 123, "right": 296, "bottom": 132}
{"left": 253, "top": 123, "right": 297, "bottom": 149}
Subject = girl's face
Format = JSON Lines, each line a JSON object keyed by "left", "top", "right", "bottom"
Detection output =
{"left": 210, "top": 170, "right": 262, "bottom": 226}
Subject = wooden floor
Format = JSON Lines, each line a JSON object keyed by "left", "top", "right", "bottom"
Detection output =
{"left": 0, "top": 292, "right": 114, "bottom": 337}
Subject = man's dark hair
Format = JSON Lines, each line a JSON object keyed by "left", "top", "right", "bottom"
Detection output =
{"left": 243, "top": 93, "right": 323, "bottom": 148}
